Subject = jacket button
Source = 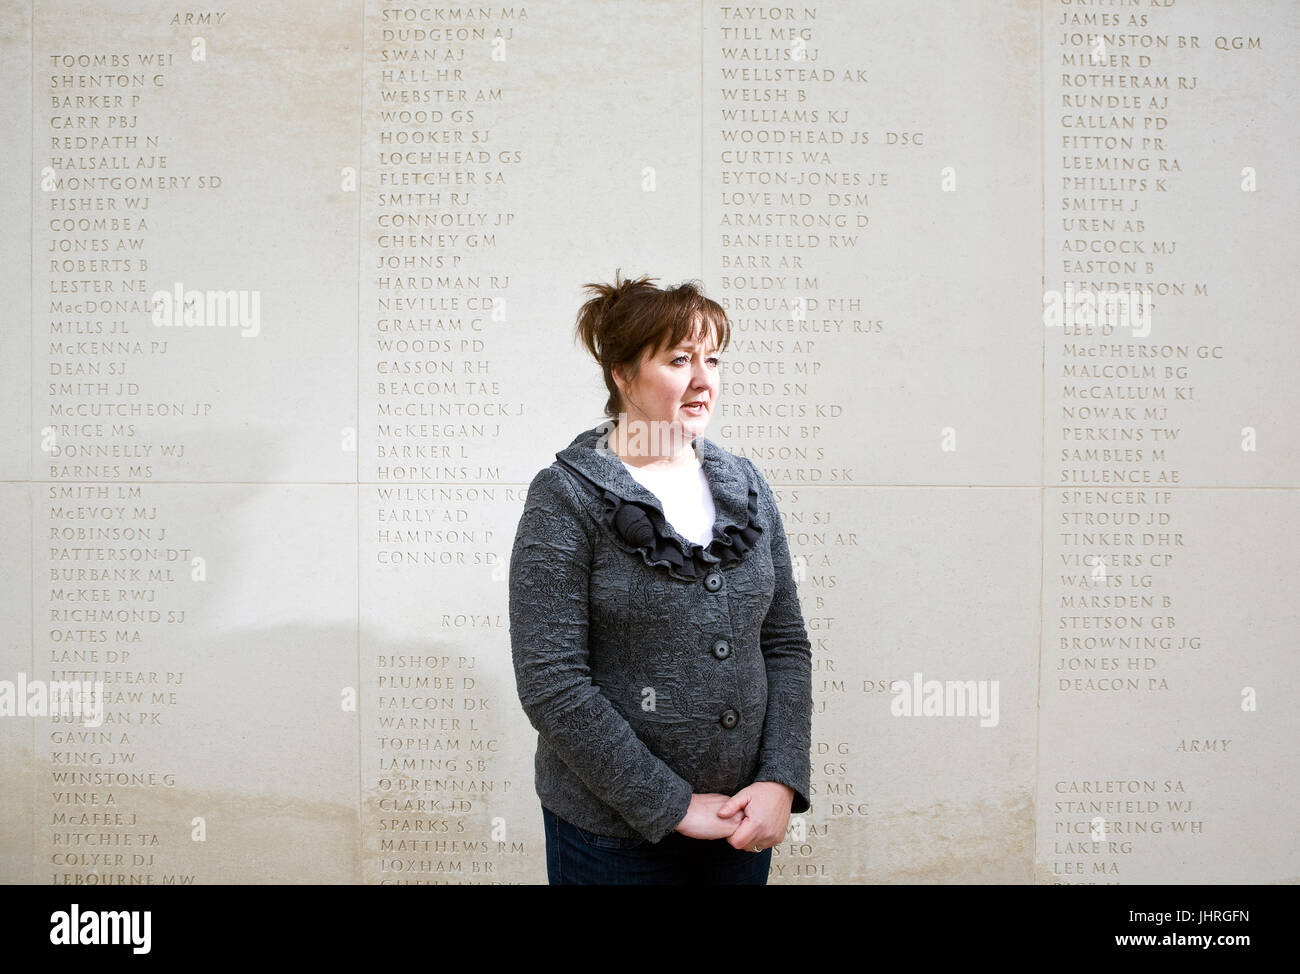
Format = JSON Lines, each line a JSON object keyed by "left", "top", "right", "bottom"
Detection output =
{"left": 719, "top": 709, "right": 739, "bottom": 730}
{"left": 703, "top": 571, "right": 723, "bottom": 592}
{"left": 712, "top": 639, "right": 731, "bottom": 660}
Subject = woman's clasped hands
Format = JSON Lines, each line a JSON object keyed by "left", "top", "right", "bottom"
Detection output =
{"left": 674, "top": 781, "right": 795, "bottom": 852}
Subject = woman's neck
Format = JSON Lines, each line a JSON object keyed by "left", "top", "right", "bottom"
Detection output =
{"left": 610, "top": 418, "right": 698, "bottom": 470}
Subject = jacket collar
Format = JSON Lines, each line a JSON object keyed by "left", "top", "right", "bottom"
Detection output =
{"left": 554, "top": 422, "right": 756, "bottom": 547}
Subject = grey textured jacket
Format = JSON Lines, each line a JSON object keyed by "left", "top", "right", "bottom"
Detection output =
{"left": 508, "top": 423, "right": 813, "bottom": 843}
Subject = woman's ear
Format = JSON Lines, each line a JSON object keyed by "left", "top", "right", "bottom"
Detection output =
{"left": 613, "top": 354, "right": 641, "bottom": 393}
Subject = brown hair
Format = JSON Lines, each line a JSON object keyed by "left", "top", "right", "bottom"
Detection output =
{"left": 574, "top": 269, "right": 731, "bottom": 421}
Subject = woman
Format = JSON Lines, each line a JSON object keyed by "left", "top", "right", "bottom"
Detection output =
{"left": 508, "top": 271, "right": 813, "bottom": 884}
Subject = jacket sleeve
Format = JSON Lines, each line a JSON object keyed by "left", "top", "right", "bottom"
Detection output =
{"left": 745, "top": 459, "right": 814, "bottom": 815}
{"left": 508, "top": 465, "right": 694, "bottom": 843}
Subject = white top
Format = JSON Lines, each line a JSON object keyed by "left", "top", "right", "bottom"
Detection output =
{"left": 620, "top": 452, "right": 717, "bottom": 547}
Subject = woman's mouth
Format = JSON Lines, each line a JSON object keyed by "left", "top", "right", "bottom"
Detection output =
{"left": 682, "top": 400, "right": 707, "bottom": 416}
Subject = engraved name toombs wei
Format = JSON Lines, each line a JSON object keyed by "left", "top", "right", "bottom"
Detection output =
{"left": 150, "top": 281, "right": 260, "bottom": 337}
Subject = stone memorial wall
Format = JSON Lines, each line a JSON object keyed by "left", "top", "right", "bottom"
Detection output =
{"left": 1, "top": 0, "right": 1295, "bottom": 884}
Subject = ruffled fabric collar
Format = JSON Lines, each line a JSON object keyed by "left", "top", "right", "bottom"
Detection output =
{"left": 553, "top": 423, "right": 764, "bottom": 582}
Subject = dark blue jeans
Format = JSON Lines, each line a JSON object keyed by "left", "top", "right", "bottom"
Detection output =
{"left": 542, "top": 806, "right": 772, "bottom": 885}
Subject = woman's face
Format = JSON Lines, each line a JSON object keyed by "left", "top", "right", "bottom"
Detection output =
{"left": 613, "top": 320, "right": 721, "bottom": 450}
